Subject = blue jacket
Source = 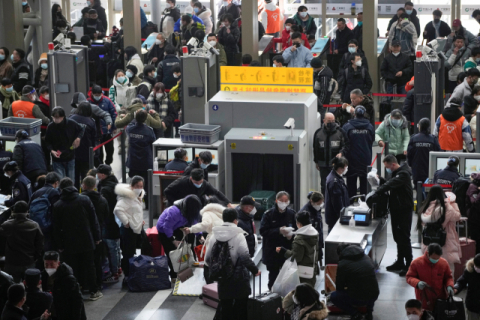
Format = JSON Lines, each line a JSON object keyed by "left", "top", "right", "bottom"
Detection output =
{"left": 165, "top": 159, "right": 188, "bottom": 171}
{"left": 342, "top": 118, "right": 375, "bottom": 176}
{"left": 126, "top": 121, "right": 156, "bottom": 171}
{"left": 433, "top": 165, "right": 461, "bottom": 186}
{"left": 88, "top": 94, "right": 117, "bottom": 134}
{"left": 299, "top": 201, "right": 324, "bottom": 255}
{"left": 157, "top": 54, "right": 181, "bottom": 90}
{"left": 13, "top": 139, "right": 47, "bottom": 176}
{"left": 156, "top": 202, "right": 199, "bottom": 240}
{"left": 324, "top": 169, "right": 349, "bottom": 227}
{"left": 282, "top": 45, "right": 313, "bottom": 68}
{"left": 173, "top": 15, "right": 204, "bottom": 33}
{"left": 69, "top": 114, "right": 97, "bottom": 163}
{"left": 5, "top": 170, "right": 32, "bottom": 208}
{"left": 140, "top": 7, "right": 147, "bottom": 29}
{"left": 407, "top": 132, "right": 441, "bottom": 183}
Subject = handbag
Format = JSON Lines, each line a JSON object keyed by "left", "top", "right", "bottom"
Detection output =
{"left": 271, "top": 258, "right": 301, "bottom": 297}
{"left": 168, "top": 235, "right": 195, "bottom": 274}
{"left": 297, "top": 245, "right": 316, "bottom": 279}
{"left": 434, "top": 292, "right": 466, "bottom": 320}
{"left": 170, "top": 235, "right": 196, "bottom": 282}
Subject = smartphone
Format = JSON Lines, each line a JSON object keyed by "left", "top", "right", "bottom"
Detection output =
{"left": 294, "top": 43, "right": 300, "bottom": 48}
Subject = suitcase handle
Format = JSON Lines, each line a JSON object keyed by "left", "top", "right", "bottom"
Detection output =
{"left": 252, "top": 273, "right": 261, "bottom": 298}
{"left": 456, "top": 217, "right": 468, "bottom": 240}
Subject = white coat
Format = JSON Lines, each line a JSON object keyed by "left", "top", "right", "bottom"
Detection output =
{"left": 197, "top": 8, "right": 213, "bottom": 34}
{"left": 190, "top": 203, "right": 225, "bottom": 258}
{"left": 113, "top": 183, "right": 144, "bottom": 234}
{"left": 127, "top": 54, "right": 144, "bottom": 75}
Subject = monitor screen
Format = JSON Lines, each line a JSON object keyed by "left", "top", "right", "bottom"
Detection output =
{"left": 195, "top": 148, "right": 218, "bottom": 166}
{"left": 354, "top": 214, "right": 366, "bottom": 222}
{"left": 164, "top": 148, "right": 193, "bottom": 163}
{"left": 465, "top": 158, "right": 480, "bottom": 176}
{"left": 5, "top": 141, "right": 15, "bottom": 153}
{"left": 436, "top": 158, "right": 449, "bottom": 171}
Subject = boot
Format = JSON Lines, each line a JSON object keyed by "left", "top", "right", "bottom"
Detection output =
{"left": 386, "top": 259, "right": 405, "bottom": 272}
{"left": 399, "top": 260, "right": 411, "bottom": 277}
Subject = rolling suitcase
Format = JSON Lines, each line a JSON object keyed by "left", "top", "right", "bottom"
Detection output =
{"left": 247, "top": 276, "right": 283, "bottom": 320}
{"left": 454, "top": 219, "right": 476, "bottom": 281}
{"left": 249, "top": 190, "right": 276, "bottom": 220}
{"left": 145, "top": 227, "right": 165, "bottom": 257}
{"left": 202, "top": 283, "right": 219, "bottom": 309}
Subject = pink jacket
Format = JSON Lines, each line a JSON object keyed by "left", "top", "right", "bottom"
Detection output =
{"left": 421, "top": 193, "right": 462, "bottom": 265}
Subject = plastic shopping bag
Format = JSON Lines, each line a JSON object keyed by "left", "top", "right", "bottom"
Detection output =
{"left": 271, "top": 258, "right": 301, "bottom": 297}
{"left": 367, "top": 168, "right": 379, "bottom": 187}
{"left": 169, "top": 237, "right": 195, "bottom": 273}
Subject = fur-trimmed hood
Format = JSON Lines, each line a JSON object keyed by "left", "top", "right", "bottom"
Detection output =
{"left": 466, "top": 258, "right": 476, "bottom": 273}
{"left": 200, "top": 203, "right": 225, "bottom": 218}
{"left": 283, "top": 290, "right": 329, "bottom": 319}
{"left": 114, "top": 183, "right": 144, "bottom": 200}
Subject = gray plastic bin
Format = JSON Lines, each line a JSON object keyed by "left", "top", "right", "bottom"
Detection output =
{"left": 179, "top": 124, "right": 221, "bottom": 144}
{"left": 0, "top": 117, "right": 42, "bottom": 137}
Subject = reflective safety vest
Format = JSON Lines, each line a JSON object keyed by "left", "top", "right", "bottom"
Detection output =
{"left": 438, "top": 115, "right": 464, "bottom": 151}
{"left": 11, "top": 100, "right": 35, "bottom": 119}
{"left": 266, "top": 7, "right": 281, "bottom": 34}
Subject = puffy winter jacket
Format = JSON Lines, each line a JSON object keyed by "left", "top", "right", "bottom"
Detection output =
{"left": 44, "top": 118, "right": 85, "bottom": 163}
{"left": 338, "top": 66, "right": 372, "bottom": 102}
{"left": 157, "top": 54, "right": 180, "bottom": 90}
{"left": 98, "top": 174, "right": 120, "bottom": 239}
{"left": 433, "top": 166, "right": 462, "bottom": 185}
{"left": 375, "top": 114, "right": 410, "bottom": 155}
{"left": 334, "top": 27, "right": 354, "bottom": 55}
{"left": 445, "top": 47, "right": 471, "bottom": 82}
{"left": 466, "top": 177, "right": 480, "bottom": 229}
{"left": 420, "top": 194, "right": 462, "bottom": 266}
{"left": 299, "top": 202, "right": 324, "bottom": 256}
{"left": 113, "top": 184, "right": 144, "bottom": 234}
{"left": 126, "top": 54, "right": 144, "bottom": 75}
{"left": 376, "top": 163, "right": 413, "bottom": 210}
{"left": 283, "top": 291, "right": 328, "bottom": 320}
{"left": 109, "top": 76, "right": 130, "bottom": 109}
{"left": 313, "top": 123, "right": 348, "bottom": 167}
{"left": 446, "top": 78, "right": 474, "bottom": 108}
{"left": 380, "top": 51, "right": 413, "bottom": 86}
{"left": 454, "top": 258, "right": 480, "bottom": 313}
{"left": 406, "top": 251, "right": 454, "bottom": 311}
{"left": 191, "top": 203, "right": 225, "bottom": 252}
{"left": 68, "top": 113, "right": 96, "bottom": 163}
{"left": 444, "top": 27, "right": 479, "bottom": 52}
{"left": 71, "top": 92, "right": 112, "bottom": 136}
{"left": 217, "top": 24, "right": 241, "bottom": 54}
{"left": 115, "top": 102, "right": 163, "bottom": 130}
{"left": 156, "top": 199, "right": 200, "bottom": 240}
{"left": 88, "top": 93, "right": 117, "bottom": 134}
{"left": 197, "top": 7, "right": 213, "bottom": 34}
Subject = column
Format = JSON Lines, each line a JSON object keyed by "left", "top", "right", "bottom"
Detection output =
{"left": 242, "top": 0, "right": 259, "bottom": 60}
{"left": 1, "top": 0, "right": 25, "bottom": 50}
{"left": 363, "top": 0, "right": 378, "bottom": 94}
{"left": 122, "top": 0, "right": 142, "bottom": 60}
{"left": 150, "top": 0, "right": 162, "bottom": 26}
{"left": 108, "top": 0, "right": 115, "bottom": 30}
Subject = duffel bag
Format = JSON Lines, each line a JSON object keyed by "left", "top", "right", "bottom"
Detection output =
{"left": 128, "top": 255, "right": 171, "bottom": 292}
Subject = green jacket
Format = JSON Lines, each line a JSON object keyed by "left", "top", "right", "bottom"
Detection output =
{"left": 114, "top": 102, "right": 162, "bottom": 129}
{"left": 280, "top": 225, "right": 319, "bottom": 274}
{"left": 375, "top": 113, "right": 410, "bottom": 155}
{"left": 216, "top": 43, "right": 228, "bottom": 67}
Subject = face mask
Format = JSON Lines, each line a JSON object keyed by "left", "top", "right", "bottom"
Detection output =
{"left": 406, "top": 9, "right": 413, "bottom": 15}
{"left": 4, "top": 173, "right": 9, "bottom": 178}
{"left": 223, "top": 1, "right": 228, "bottom": 6}
{"left": 194, "top": 7, "right": 199, "bottom": 13}
{"left": 44, "top": 94, "right": 49, "bottom": 100}
{"left": 93, "top": 95, "right": 101, "bottom": 101}
{"left": 348, "top": 47, "right": 356, "bottom": 54}
{"left": 59, "top": 27, "right": 67, "bottom": 33}
{"left": 30, "top": 95, "right": 37, "bottom": 101}
{"left": 407, "top": 315, "right": 420, "bottom": 320}
{"left": 153, "top": 72, "right": 157, "bottom": 78}
{"left": 10, "top": 54, "right": 14, "bottom": 61}
{"left": 193, "top": 182, "right": 203, "bottom": 188}
{"left": 133, "top": 188, "right": 143, "bottom": 197}
{"left": 292, "top": 295, "right": 299, "bottom": 305}
{"left": 357, "top": 21, "right": 363, "bottom": 26}
{"left": 392, "top": 52, "right": 400, "bottom": 56}
{"left": 117, "top": 76, "right": 125, "bottom": 83}
{"left": 474, "top": 266, "right": 480, "bottom": 273}
{"left": 391, "top": 119, "right": 402, "bottom": 127}
{"left": 326, "top": 122, "right": 336, "bottom": 131}
{"left": 346, "top": 106, "right": 353, "bottom": 113}
{"left": 5, "top": 87, "right": 13, "bottom": 93}
{"left": 22, "top": 1, "right": 28, "bottom": 5}
{"left": 342, "top": 167, "right": 348, "bottom": 176}
{"left": 208, "top": 41, "right": 217, "bottom": 47}
{"left": 386, "top": 168, "right": 392, "bottom": 174}
{"left": 300, "top": 12, "right": 307, "bottom": 18}
{"left": 0, "top": 55, "right": 4, "bottom": 61}
{"left": 277, "top": 201, "right": 289, "bottom": 210}
{"left": 355, "top": 60, "right": 362, "bottom": 67}
{"left": 41, "top": 63, "right": 48, "bottom": 70}
{"left": 433, "top": 18, "right": 440, "bottom": 23}
{"left": 200, "top": 163, "right": 209, "bottom": 169}
{"left": 174, "top": 74, "right": 179, "bottom": 79}
{"left": 249, "top": 207, "right": 257, "bottom": 217}
{"left": 313, "top": 204, "right": 322, "bottom": 211}
{"left": 286, "top": 26, "right": 291, "bottom": 31}
{"left": 272, "top": 64, "right": 277, "bottom": 68}
{"left": 475, "top": 96, "right": 480, "bottom": 102}
{"left": 156, "top": 92, "right": 163, "bottom": 99}
{"left": 429, "top": 258, "right": 439, "bottom": 264}
{"left": 87, "top": 0, "right": 91, "bottom": 5}
{"left": 126, "top": 71, "right": 134, "bottom": 78}
{"left": 155, "top": 39, "right": 162, "bottom": 45}
{"left": 45, "top": 268, "right": 57, "bottom": 277}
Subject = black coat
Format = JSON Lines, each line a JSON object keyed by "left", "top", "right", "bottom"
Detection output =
{"left": 92, "top": 3, "right": 108, "bottom": 31}
{"left": 53, "top": 186, "right": 101, "bottom": 253}
{"left": 324, "top": 169, "right": 349, "bottom": 227}
{"left": 338, "top": 66, "right": 372, "bottom": 103}
{"left": 29, "top": 184, "right": 60, "bottom": 209}
{"left": 11, "top": 60, "right": 31, "bottom": 93}
{"left": 156, "top": 54, "right": 180, "bottom": 90}
{"left": 236, "top": 207, "right": 255, "bottom": 257}
{"left": 335, "top": 27, "right": 354, "bottom": 55}
{"left": 433, "top": 166, "right": 461, "bottom": 185}
{"left": 136, "top": 77, "right": 156, "bottom": 100}
{"left": 380, "top": 52, "right": 413, "bottom": 86}
{"left": 423, "top": 21, "right": 451, "bottom": 43}
{"left": 259, "top": 205, "right": 296, "bottom": 267}
{"left": 352, "top": 25, "right": 379, "bottom": 50}
{"left": 44, "top": 118, "right": 85, "bottom": 163}
{"left": 218, "top": 4, "right": 240, "bottom": 21}
{"left": 25, "top": 288, "right": 52, "bottom": 320}
{"left": 218, "top": 25, "right": 241, "bottom": 54}
{"left": 407, "top": 132, "right": 441, "bottom": 183}
{"left": 0, "top": 273, "right": 13, "bottom": 318}
{"left": 403, "top": 89, "right": 415, "bottom": 122}
{"left": 98, "top": 175, "right": 120, "bottom": 239}
{"left": 68, "top": 114, "right": 96, "bottom": 163}
{"left": 12, "top": 139, "right": 47, "bottom": 179}
{"left": 126, "top": 122, "right": 156, "bottom": 171}
{"left": 454, "top": 259, "right": 480, "bottom": 313}
{"left": 376, "top": 163, "right": 413, "bottom": 210}
{"left": 339, "top": 51, "right": 369, "bottom": 71}
{"left": 0, "top": 151, "right": 12, "bottom": 196}
{"left": 33, "top": 67, "right": 48, "bottom": 90}
{"left": 0, "top": 212, "right": 43, "bottom": 267}
{"left": 183, "top": 158, "right": 209, "bottom": 181}
{"left": 387, "top": 9, "right": 421, "bottom": 37}
{"left": 164, "top": 159, "right": 188, "bottom": 171}
{"left": 0, "top": 302, "right": 27, "bottom": 320}
{"left": 164, "top": 176, "right": 230, "bottom": 207}
{"left": 313, "top": 123, "right": 348, "bottom": 167}
{"left": 342, "top": 118, "right": 375, "bottom": 176}
{"left": 147, "top": 44, "right": 166, "bottom": 67}
{"left": 299, "top": 202, "right": 324, "bottom": 253}
{"left": 463, "top": 95, "right": 478, "bottom": 122}
{"left": 81, "top": 190, "right": 109, "bottom": 230}
{"left": 4, "top": 171, "right": 32, "bottom": 208}
{"left": 83, "top": 18, "right": 106, "bottom": 39}
{"left": 336, "top": 245, "right": 379, "bottom": 301}
{"left": 41, "top": 263, "right": 86, "bottom": 320}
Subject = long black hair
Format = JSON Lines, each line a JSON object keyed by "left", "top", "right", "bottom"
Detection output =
{"left": 293, "top": 284, "right": 323, "bottom": 309}
{"left": 416, "top": 185, "right": 446, "bottom": 231}
{"left": 124, "top": 46, "right": 138, "bottom": 61}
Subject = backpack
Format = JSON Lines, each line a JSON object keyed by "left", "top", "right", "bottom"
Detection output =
{"left": 208, "top": 240, "right": 234, "bottom": 281}
{"left": 452, "top": 177, "right": 470, "bottom": 216}
{"left": 29, "top": 189, "right": 54, "bottom": 234}
{"left": 422, "top": 204, "right": 447, "bottom": 246}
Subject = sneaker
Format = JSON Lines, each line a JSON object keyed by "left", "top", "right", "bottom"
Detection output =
{"left": 89, "top": 291, "right": 103, "bottom": 301}
{"left": 386, "top": 260, "right": 405, "bottom": 272}
{"left": 103, "top": 274, "right": 119, "bottom": 283}
{"left": 365, "top": 312, "right": 373, "bottom": 320}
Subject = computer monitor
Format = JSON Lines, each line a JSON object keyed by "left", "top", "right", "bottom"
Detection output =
{"left": 465, "top": 158, "right": 480, "bottom": 176}
{"left": 5, "top": 141, "right": 15, "bottom": 153}
{"left": 436, "top": 157, "right": 449, "bottom": 171}
{"left": 165, "top": 148, "right": 193, "bottom": 163}
{"left": 195, "top": 148, "right": 218, "bottom": 166}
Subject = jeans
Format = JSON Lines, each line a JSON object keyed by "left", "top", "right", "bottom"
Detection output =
{"left": 221, "top": 298, "right": 248, "bottom": 320}
{"left": 346, "top": 174, "right": 368, "bottom": 200}
{"left": 330, "top": 290, "right": 376, "bottom": 315}
{"left": 386, "top": 82, "right": 406, "bottom": 102}
{"left": 61, "top": 250, "right": 98, "bottom": 293}
{"left": 390, "top": 208, "right": 413, "bottom": 264}
{"left": 120, "top": 226, "right": 140, "bottom": 277}
{"left": 53, "top": 159, "right": 75, "bottom": 182}
{"left": 75, "top": 161, "right": 90, "bottom": 190}
{"left": 104, "top": 238, "right": 120, "bottom": 274}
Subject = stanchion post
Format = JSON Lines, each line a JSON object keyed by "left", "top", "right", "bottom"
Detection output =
{"left": 89, "top": 147, "right": 94, "bottom": 170}
{"left": 412, "top": 181, "right": 423, "bottom": 249}
{"left": 148, "top": 169, "right": 153, "bottom": 228}
{"left": 384, "top": 141, "right": 390, "bottom": 178}
{"left": 376, "top": 152, "right": 382, "bottom": 177}
{"left": 120, "top": 130, "right": 127, "bottom": 183}
{"left": 367, "top": 166, "right": 372, "bottom": 194}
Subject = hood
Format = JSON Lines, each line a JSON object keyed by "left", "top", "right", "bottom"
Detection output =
{"left": 175, "top": 195, "right": 202, "bottom": 218}
{"left": 212, "top": 222, "right": 247, "bottom": 241}
{"left": 130, "top": 53, "right": 141, "bottom": 61}
{"left": 127, "top": 102, "right": 144, "bottom": 113}
{"left": 339, "top": 245, "right": 364, "bottom": 261}
{"left": 394, "top": 162, "right": 412, "bottom": 176}
{"left": 384, "top": 113, "right": 408, "bottom": 129}
{"left": 200, "top": 203, "right": 225, "bottom": 218}
{"left": 445, "top": 191, "right": 456, "bottom": 203}
{"left": 348, "top": 118, "right": 370, "bottom": 129}
{"left": 442, "top": 106, "right": 464, "bottom": 122}
{"left": 466, "top": 258, "right": 477, "bottom": 273}
{"left": 113, "top": 76, "right": 130, "bottom": 88}
{"left": 100, "top": 174, "right": 119, "bottom": 189}
{"left": 12, "top": 212, "right": 28, "bottom": 221}
{"left": 294, "top": 224, "right": 319, "bottom": 236}
{"left": 55, "top": 262, "right": 75, "bottom": 279}
{"left": 197, "top": 7, "right": 211, "bottom": 18}
{"left": 305, "top": 302, "right": 329, "bottom": 320}
{"left": 71, "top": 92, "right": 87, "bottom": 106}
{"left": 265, "top": 2, "right": 276, "bottom": 10}
{"left": 60, "top": 186, "right": 79, "bottom": 201}
{"left": 114, "top": 183, "right": 140, "bottom": 200}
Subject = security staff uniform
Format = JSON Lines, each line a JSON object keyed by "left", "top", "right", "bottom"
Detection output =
{"left": 4, "top": 170, "right": 32, "bottom": 207}
{"left": 12, "top": 138, "right": 47, "bottom": 184}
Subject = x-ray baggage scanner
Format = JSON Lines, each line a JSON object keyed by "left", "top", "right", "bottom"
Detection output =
{"left": 429, "top": 152, "right": 480, "bottom": 178}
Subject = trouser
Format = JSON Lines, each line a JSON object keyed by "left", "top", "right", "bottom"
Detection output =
{"left": 468, "top": 310, "right": 480, "bottom": 320}
{"left": 75, "top": 161, "right": 90, "bottom": 190}
{"left": 390, "top": 208, "right": 413, "bottom": 264}
{"left": 346, "top": 174, "right": 367, "bottom": 200}
{"left": 4, "top": 263, "right": 35, "bottom": 283}
{"left": 330, "top": 290, "right": 376, "bottom": 315}
{"left": 61, "top": 250, "right": 98, "bottom": 293}
{"left": 226, "top": 52, "right": 238, "bottom": 66}
{"left": 319, "top": 166, "right": 331, "bottom": 196}
{"left": 120, "top": 226, "right": 141, "bottom": 277}
{"left": 104, "top": 238, "right": 120, "bottom": 274}
{"left": 52, "top": 159, "right": 75, "bottom": 182}
{"left": 266, "top": 264, "right": 281, "bottom": 291}
{"left": 41, "top": 136, "right": 51, "bottom": 170}
{"left": 94, "top": 242, "right": 105, "bottom": 289}
{"left": 98, "top": 134, "right": 114, "bottom": 165}
{"left": 204, "top": 265, "right": 213, "bottom": 285}
{"left": 328, "top": 224, "right": 335, "bottom": 234}
{"left": 157, "top": 228, "right": 190, "bottom": 279}
{"left": 386, "top": 82, "right": 406, "bottom": 102}
{"left": 221, "top": 298, "right": 248, "bottom": 320}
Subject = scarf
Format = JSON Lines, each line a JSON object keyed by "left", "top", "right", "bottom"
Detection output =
{"left": 0, "top": 86, "right": 20, "bottom": 110}
{"left": 39, "top": 96, "right": 50, "bottom": 107}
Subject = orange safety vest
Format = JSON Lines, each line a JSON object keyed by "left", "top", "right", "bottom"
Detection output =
{"left": 11, "top": 100, "right": 35, "bottom": 119}
{"left": 266, "top": 7, "right": 281, "bottom": 34}
{"left": 438, "top": 115, "right": 464, "bottom": 151}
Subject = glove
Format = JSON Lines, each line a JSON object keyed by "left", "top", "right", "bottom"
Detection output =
{"left": 417, "top": 281, "right": 427, "bottom": 290}
{"left": 447, "top": 286, "right": 455, "bottom": 296}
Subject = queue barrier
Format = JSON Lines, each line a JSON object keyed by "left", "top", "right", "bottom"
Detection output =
{"left": 89, "top": 130, "right": 127, "bottom": 183}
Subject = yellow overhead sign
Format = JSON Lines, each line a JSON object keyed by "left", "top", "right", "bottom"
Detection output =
{"left": 221, "top": 84, "right": 313, "bottom": 93}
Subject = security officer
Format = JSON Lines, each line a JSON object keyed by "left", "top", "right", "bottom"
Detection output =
{"left": 12, "top": 130, "right": 47, "bottom": 184}
{"left": 406, "top": 118, "right": 441, "bottom": 184}
{"left": 0, "top": 143, "right": 13, "bottom": 196}
{"left": 433, "top": 156, "right": 462, "bottom": 185}
{"left": 3, "top": 161, "right": 32, "bottom": 208}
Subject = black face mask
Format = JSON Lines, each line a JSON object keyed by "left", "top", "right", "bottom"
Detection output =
{"left": 325, "top": 122, "right": 336, "bottom": 131}
{"left": 433, "top": 18, "right": 440, "bottom": 23}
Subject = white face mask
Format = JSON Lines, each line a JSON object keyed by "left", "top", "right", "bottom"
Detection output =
{"left": 407, "top": 315, "right": 420, "bottom": 320}
{"left": 45, "top": 268, "right": 57, "bottom": 276}
{"left": 156, "top": 92, "right": 163, "bottom": 99}
{"left": 4, "top": 173, "right": 9, "bottom": 178}
{"left": 312, "top": 203, "right": 322, "bottom": 211}
{"left": 208, "top": 40, "right": 217, "bottom": 47}
{"left": 249, "top": 207, "right": 257, "bottom": 217}
{"left": 299, "top": 12, "right": 307, "bottom": 18}
{"left": 342, "top": 167, "right": 348, "bottom": 176}
{"left": 392, "top": 52, "right": 400, "bottom": 57}
{"left": 286, "top": 26, "right": 291, "bottom": 31}
{"left": 475, "top": 96, "right": 480, "bottom": 102}
{"left": 173, "top": 74, "right": 179, "bottom": 78}
{"left": 133, "top": 188, "right": 143, "bottom": 198}
{"left": 155, "top": 39, "right": 162, "bottom": 45}
{"left": 272, "top": 64, "right": 277, "bottom": 67}
{"left": 44, "top": 94, "right": 49, "bottom": 101}
{"left": 223, "top": 1, "right": 228, "bottom": 6}
{"left": 355, "top": 60, "right": 362, "bottom": 67}
{"left": 277, "top": 201, "right": 289, "bottom": 210}
{"left": 292, "top": 295, "right": 299, "bottom": 305}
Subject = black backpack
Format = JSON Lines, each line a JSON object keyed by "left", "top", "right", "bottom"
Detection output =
{"left": 366, "top": 191, "right": 389, "bottom": 218}
{"left": 422, "top": 204, "right": 447, "bottom": 247}
{"left": 452, "top": 177, "right": 470, "bottom": 216}
{"left": 209, "top": 240, "right": 234, "bottom": 281}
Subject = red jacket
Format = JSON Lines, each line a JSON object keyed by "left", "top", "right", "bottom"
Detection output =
{"left": 406, "top": 251, "right": 454, "bottom": 311}
{"left": 281, "top": 29, "right": 311, "bottom": 50}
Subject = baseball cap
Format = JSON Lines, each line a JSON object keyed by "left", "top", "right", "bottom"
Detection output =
{"left": 240, "top": 196, "right": 256, "bottom": 206}
{"left": 452, "top": 19, "right": 461, "bottom": 27}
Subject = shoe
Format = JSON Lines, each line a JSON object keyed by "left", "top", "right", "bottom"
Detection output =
{"left": 399, "top": 266, "right": 410, "bottom": 277}
{"left": 103, "top": 274, "right": 119, "bottom": 283}
{"left": 198, "top": 294, "right": 203, "bottom": 300}
{"left": 386, "top": 260, "right": 405, "bottom": 272}
{"left": 365, "top": 312, "right": 373, "bottom": 320}
{"left": 122, "top": 277, "right": 128, "bottom": 287}
{"left": 89, "top": 291, "right": 103, "bottom": 301}
{"left": 351, "top": 313, "right": 363, "bottom": 320}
